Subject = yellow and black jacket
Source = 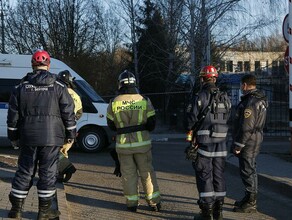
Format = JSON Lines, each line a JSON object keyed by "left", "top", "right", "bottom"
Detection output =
{"left": 106, "top": 87, "right": 155, "bottom": 154}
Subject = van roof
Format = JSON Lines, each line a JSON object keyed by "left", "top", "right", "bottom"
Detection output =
{"left": 0, "top": 53, "right": 84, "bottom": 80}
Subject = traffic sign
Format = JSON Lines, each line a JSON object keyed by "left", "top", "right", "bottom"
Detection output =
{"left": 285, "top": 46, "right": 289, "bottom": 74}
{"left": 283, "top": 14, "right": 289, "bottom": 43}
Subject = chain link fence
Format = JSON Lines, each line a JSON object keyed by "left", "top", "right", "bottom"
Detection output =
{"left": 102, "top": 75, "right": 289, "bottom": 136}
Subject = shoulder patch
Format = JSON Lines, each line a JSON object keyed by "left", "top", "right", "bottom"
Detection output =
{"left": 244, "top": 108, "right": 252, "bottom": 118}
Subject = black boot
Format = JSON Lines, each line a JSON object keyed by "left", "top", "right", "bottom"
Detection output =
{"left": 234, "top": 191, "right": 250, "bottom": 207}
{"left": 127, "top": 206, "right": 137, "bottom": 212}
{"left": 149, "top": 203, "right": 161, "bottom": 212}
{"left": 233, "top": 192, "right": 257, "bottom": 213}
{"left": 37, "top": 198, "right": 61, "bottom": 220}
{"left": 8, "top": 193, "right": 25, "bottom": 219}
{"left": 194, "top": 203, "right": 213, "bottom": 220}
{"left": 213, "top": 200, "right": 223, "bottom": 220}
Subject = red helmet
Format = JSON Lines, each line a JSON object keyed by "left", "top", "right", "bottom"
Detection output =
{"left": 199, "top": 65, "right": 218, "bottom": 78}
{"left": 31, "top": 50, "right": 51, "bottom": 66}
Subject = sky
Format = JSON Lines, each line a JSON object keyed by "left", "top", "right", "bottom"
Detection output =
{"left": 214, "top": 0, "right": 287, "bottom": 41}
{"left": 6, "top": 0, "right": 289, "bottom": 40}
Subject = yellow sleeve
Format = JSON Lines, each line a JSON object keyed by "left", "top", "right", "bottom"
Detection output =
{"left": 68, "top": 88, "right": 83, "bottom": 114}
{"left": 146, "top": 97, "right": 155, "bottom": 118}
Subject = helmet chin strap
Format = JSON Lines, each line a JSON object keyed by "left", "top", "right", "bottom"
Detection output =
{"left": 33, "top": 65, "right": 49, "bottom": 71}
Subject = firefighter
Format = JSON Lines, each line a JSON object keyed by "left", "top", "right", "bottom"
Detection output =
{"left": 7, "top": 50, "right": 76, "bottom": 220}
{"left": 186, "top": 65, "right": 231, "bottom": 220}
{"left": 232, "top": 74, "right": 268, "bottom": 213}
{"left": 58, "top": 70, "right": 83, "bottom": 158}
{"left": 106, "top": 70, "right": 161, "bottom": 212}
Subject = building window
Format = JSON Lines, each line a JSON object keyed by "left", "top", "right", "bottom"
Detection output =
{"left": 219, "top": 61, "right": 225, "bottom": 71}
{"left": 272, "top": 61, "right": 278, "bottom": 75}
{"left": 237, "top": 61, "right": 243, "bottom": 72}
{"left": 227, "top": 61, "right": 233, "bottom": 72}
{"left": 244, "top": 61, "right": 250, "bottom": 72}
{"left": 255, "top": 61, "right": 261, "bottom": 73}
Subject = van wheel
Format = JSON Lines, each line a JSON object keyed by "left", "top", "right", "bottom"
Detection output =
{"left": 77, "top": 127, "right": 106, "bottom": 153}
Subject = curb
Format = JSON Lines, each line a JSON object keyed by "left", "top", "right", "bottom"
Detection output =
{"left": 226, "top": 160, "right": 292, "bottom": 199}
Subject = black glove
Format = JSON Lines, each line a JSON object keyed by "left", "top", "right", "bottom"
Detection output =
{"left": 184, "top": 142, "right": 198, "bottom": 161}
{"left": 110, "top": 149, "right": 122, "bottom": 177}
{"left": 113, "top": 164, "right": 122, "bottom": 177}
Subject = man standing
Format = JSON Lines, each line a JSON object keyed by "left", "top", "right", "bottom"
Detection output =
{"left": 58, "top": 70, "right": 83, "bottom": 158}
{"left": 7, "top": 50, "right": 76, "bottom": 220}
{"left": 186, "top": 65, "right": 231, "bottom": 220}
{"left": 232, "top": 74, "right": 268, "bottom": 213}
{"left": 106, "top": 70, "right": 161, "bottom": 212}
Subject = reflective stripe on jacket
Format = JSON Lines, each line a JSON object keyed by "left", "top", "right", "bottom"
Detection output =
{"left": 107, "top": 94, "right": 155, "bottom": 154}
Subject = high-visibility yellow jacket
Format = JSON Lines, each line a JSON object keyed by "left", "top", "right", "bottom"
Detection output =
{"left": 107, "top": 93, "right": 155, "bottom": 154}
{"left": 68, "top": 88, "right": 83, "bottom": 120}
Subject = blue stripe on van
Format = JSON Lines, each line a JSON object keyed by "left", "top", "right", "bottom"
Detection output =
{"left": 0, "top": 102, "right": 9, "bottom": 109}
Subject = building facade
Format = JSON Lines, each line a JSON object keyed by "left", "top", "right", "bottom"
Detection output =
{"left": 219, "top": 50, "right": 285, "bottom": 75}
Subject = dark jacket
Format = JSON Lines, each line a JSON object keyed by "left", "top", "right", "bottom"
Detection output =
{"left": 7, "top": 70, "right": 76, "bottom": 147}
{"left": 233, "top": 89, "right": 268, "bottom": 157}
{"left": 186, "top": 82, "right": 231, "bottom": 143}
{"left": 186, "top": 82, "right": 231, "bottom": 157}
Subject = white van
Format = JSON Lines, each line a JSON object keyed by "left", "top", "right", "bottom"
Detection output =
{"left": 0, "top": 53, "right": 112, "bottom": 152}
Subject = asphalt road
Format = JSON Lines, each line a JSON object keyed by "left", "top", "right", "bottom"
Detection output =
{"left": 63, "top": 141, "right": 292, "bottom": 220}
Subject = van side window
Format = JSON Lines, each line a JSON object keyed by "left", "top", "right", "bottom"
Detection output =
{"left": 74, "top": 80, "right": 105, "bottom": 103}
{"left": 0, "top": 79, "right": 20, "bottom": 102}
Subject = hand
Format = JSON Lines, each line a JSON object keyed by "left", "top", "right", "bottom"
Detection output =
{"left": 191, "top": 140, "right": 198, "bottom": 149}
{"left": 11, "top": 140, "right": 19, "bottom": 150}
{"left": 233, "top": 146, "right": 242, "bottom": 155}
{"left": 60, "top": 141, "right": 74, "bottom": 158}
{"left": 113, "top": 165, "right": 122, "bottom": 177}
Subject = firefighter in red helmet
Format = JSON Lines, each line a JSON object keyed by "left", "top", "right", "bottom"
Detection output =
{"left": 7, "top": 49, "right": 76, "bottom": 219}
{"left": 185, "top": 65, "right": 231, "bottom": 220}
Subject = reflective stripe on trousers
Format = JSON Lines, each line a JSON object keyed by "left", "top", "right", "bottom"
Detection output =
{"left": 119, "top": 150, "right": 161, "bottom": 207}
{"left": 11, "top": 145, "right": 60, "bottom": 197}
{"left": 193, "top": 155, "right": 226, "bottom": 204}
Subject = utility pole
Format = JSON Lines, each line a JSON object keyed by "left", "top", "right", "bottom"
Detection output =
{"left": 0, "top": 0, "right": 6, "bottom": 54}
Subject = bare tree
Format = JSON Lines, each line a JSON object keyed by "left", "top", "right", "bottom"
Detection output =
{"left": 90, "top": 4, "right": 129, "bottom": 94}
{"left": 5, "top": 0, "right": 101, "bottom": 61}
{"left": 157, "top": 0, "right": 185, "bottom": 85}
{"left": 117, "top": 0, "right": 141, "bottom": 87}
{"left": 180, "top": 0, "right": 283, "bottom": 79}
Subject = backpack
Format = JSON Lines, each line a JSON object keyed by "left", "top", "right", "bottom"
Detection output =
{"left": 208, "top": 89, "right": 231, "bottom": 139}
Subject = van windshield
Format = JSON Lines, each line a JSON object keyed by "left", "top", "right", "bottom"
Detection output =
{"left": 75, "top": 80, "right": 105, "bottom": 103}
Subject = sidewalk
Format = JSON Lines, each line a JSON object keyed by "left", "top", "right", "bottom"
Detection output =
{"left": 0, "top": 133, "right": 291, "bottom": 220}
{"left": 152, "top": 132, "right": 292, "bottom": 197}
{"left": 0, "top": 158, "right": 70, "bottom": 220}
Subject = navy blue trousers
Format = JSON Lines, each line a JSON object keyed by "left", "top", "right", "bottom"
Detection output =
{"left": 193, "top": 155, "right": 226, "bottom": 205}
{"left": 12, "top": 146, "right": 59, "bottom": 193}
